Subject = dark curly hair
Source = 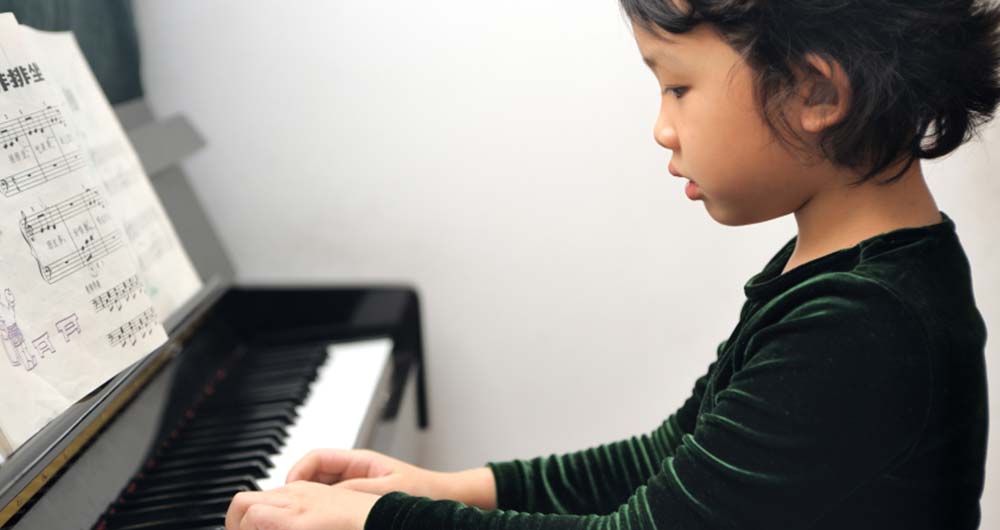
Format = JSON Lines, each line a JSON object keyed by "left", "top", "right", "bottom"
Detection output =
{"left": 619, "top": 0, "right": 1000, "bottom": 186}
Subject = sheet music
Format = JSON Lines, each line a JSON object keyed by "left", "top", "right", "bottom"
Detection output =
{"left": 22, "top": 28, "right": 202, "bottom": 320}
{"left": 0, "top": 13, "right": 166, "bottom": 455}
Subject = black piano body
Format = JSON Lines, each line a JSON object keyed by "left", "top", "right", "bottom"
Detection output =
{"left": 0, "top": 283, "right": 427, "bottom": 530}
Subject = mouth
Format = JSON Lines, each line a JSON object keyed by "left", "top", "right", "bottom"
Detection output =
{"left": 684, "top": 179, "right": 702, "bottom": 200}
{"left": 668, "top": 162, "right": 687, "bottom": 180}
{"left": 670, "top": 162, "right": 703, "bottom": 200}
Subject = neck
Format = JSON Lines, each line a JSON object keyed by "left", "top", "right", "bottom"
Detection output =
{"left": 783, "top": 159, "right": 942, "bottom": 275}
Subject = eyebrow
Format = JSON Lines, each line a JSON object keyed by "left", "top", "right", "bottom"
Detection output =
{"left": 642, "top": 53, "right": 679, "bottom": 70}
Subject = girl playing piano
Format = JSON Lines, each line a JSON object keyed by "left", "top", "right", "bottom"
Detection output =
{"left": 227, "top": 0, "right": 999, "bottom": 528}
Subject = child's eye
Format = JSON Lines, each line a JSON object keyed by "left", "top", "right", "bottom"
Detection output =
{"left": 663, "top": 86, "right": 688, "bottom": 99}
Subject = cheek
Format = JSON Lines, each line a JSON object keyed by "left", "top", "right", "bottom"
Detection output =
{"left": 691, "top": 94, "right": 791, "bottom": 185}
{"left": 683, "top": 109, "right": 757, "bottom": 184}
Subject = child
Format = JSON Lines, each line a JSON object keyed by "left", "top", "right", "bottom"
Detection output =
{"left": 226, "top": 1, "right": 999, "bottom": 528}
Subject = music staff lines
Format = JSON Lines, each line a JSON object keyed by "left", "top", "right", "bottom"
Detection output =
{"left": 0, "top": 106, "right": 80, "bottom": 198}
{"left": 106, "top": 307, "right": 158, "bottom": 348}
{"left": 0, "top": 106, "right": 64, "bottom": 147}
{"left": 0, "top": 150, "right": 84, "bottom": 197}
{"left": 19, "top": 188, "right": 105, "bottom": 240}
{"left": 92, "top": 275, "right": 142, "bottom": 313}
{"left": 39, "top": 231, "right": 124, "bottom": 284}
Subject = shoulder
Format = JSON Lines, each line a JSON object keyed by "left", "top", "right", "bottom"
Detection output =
{"left": 730, "top": 272, "right": 933, "bottom": 442}
{"left": 741, "top": 271, "right": 933, "bottom": 398}
{"left": 753, "top": 270, "right": 928, "bottom": 345}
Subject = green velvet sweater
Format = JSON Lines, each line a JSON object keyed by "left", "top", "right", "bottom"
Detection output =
{"left": 365, "top": 211, "right": 988, "bottom": 530}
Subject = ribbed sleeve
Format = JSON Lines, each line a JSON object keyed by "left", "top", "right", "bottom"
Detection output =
{"left": 365, "top": 488, "right": 656, "bottom": 530}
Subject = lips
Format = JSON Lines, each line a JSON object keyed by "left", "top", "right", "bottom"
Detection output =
{"left": 669, "top": 161, "right": 702, "bottom": 200}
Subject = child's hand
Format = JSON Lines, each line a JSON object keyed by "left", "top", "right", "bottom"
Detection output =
{"left": 286, "top": 448, "right": 449, "bottom": 500}
{"left": 225, "top": 480, "right": 380, "bottom": 530}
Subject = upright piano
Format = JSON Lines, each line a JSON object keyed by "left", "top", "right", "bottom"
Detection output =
{"left": 0, "top": 101, "right": 429, "bottom": 530}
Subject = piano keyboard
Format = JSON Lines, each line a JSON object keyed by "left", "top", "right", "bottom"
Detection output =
{"left": 93, "top": 338, "right": 392, "bottom": 530}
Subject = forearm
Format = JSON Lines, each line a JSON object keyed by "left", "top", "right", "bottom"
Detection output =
{"left": 477, "top": 356, "right": 718, "bottom": 516}
{"left": 481, "top": 418, "right": 688, "bottom": 516}
{"left": 364, "top": 488, "right": 654, "bottom": 530}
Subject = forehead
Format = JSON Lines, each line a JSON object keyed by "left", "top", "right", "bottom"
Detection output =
{"left": 632, "top": 22, "right": 689, "bottom": 69}
{"left": 632, "top": 20, "right": 729, "bottom": 69}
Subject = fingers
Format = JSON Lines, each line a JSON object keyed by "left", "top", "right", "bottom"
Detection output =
{"left": 286, "top": 448, "right": 341, "bottom": 484}
{"left": 239, "top": 504, "right": 292, "bottom": 530}
{"left": 226, "top": 491, "right": 291, "bottom": 530}
{"left": 286, "top": 448, "right": 334, "bottom": 484}
{"left": 336, "top": 475, "right": 393, "bottom": 495}
{"left": 286, "top": 448, "right": 389, "bottom": 485}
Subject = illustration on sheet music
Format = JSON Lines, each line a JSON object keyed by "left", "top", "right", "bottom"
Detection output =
{"left": 0, "top": 289, "right": 37, "bottom": 371}
{"left": 0, "top": 12, "right": 167, "bottom": 454}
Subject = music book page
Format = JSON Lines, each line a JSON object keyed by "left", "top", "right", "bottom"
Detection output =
{"left": 0, "top": 13, "right": 167, "bottom": 455}
{"left": 23, "top": 28, "right": 202, "bottom": 321}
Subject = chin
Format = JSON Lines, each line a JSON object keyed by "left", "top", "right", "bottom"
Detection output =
{"left": 704, "top": 203, "right": 781, "bottom": 227}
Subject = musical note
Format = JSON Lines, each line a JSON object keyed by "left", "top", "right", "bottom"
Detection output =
{"left": 91, "top": 275, "right": 142, "bottom": 313}
{"left": 0, "top": 106, "right": 82, "bottom": 198}
{"left": 106, "top": 307, "right": 158, "bottom": 348}
{"left": 18, "top": 187, "right": 122, "bottom": 284}
{"left": 35, "top": 231, "right": 124, "bottom": 284}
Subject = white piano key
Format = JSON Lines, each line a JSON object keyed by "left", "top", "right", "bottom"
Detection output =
{"left": 256, "top": 337, "right": 392, "bottom": 491}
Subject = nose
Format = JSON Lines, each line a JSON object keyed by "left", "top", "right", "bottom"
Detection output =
{"left": 653, "top": 103, "right": 680, "bottom": 151}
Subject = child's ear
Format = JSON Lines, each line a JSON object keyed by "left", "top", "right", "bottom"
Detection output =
{"left": 797, "top": 53, "right": 851, "bottom": 133}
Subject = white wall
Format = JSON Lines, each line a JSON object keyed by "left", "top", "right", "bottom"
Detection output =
{"left": 133, "top": 1, "right": 999, "bottom": 525}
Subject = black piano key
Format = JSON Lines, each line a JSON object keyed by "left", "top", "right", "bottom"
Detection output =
{"left": 226, "top": 361, "right": 321, "bottom": 377}
{"left": 180, "top": 418, "right": 291, "bottom": 438}
{"left": 216, "top": 375, "right": 311, "bottom": 391}
{"left": 122, "top": 475, "right": 259, "bottom": 501}
{"left": 216, "top": 373, "right": 315, "bottom": 386}
{"left": 106, "top": 511, "right": 228, "bottom": 530}
{"left": 236, "top": 356, "right": 316, "bottom": 369}
{"left": 113, "top": 484, "right": 254, "bottom": 512}
{"left": 184, "top": 413, "right": 296, "bottom": 434}
{"left": 199, "top": 397, "right": 301, "bottom": 414}
{"left": 139, "top": 461, "right": 270, "bottom": 487}
{"left": 105, "top": 496, "right": 234, "bottom": 527}
{"left": 248, "top": 348, "right": 326, "bottom": 362}
{"left": 185, "top": 408, "right": 298, "bottom": 429}
{"left": 199, "top": 384, "right": 311, "bottom": 405}
{"left": 195, "top": 400, "right": 301, "bottom": 418}
{"left": 149, "top": 450, "right": 272, "bottom": 474}
{"left": 163, "top": 435, "right": 283, "bottom": 457}
{"left": 213, "top": 389, "right": 311, "bottom": 405}
{"left": 169, "top": 426, "right": 288, "bottom": 448}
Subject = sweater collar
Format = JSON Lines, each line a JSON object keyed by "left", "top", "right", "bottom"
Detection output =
{"left": 743, "top": 211, "right": 956, "bottom": 302}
